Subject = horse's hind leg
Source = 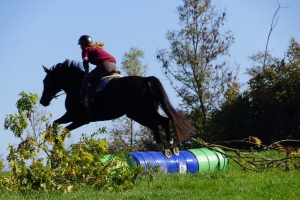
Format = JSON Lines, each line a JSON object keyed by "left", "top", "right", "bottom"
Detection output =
{"left": 127, "top": 110, "right": 176, "bottom": 157}
{"left": 126, "top": 112, "right": 163, "bottom": 149}
{"left": 155, "top": 113, "right": 179, "bottom": 155}
{"left": 128, "top": 114, "right": 160, "bottom": 142}
{"left": 155, "top": 114, "right": 172, "bottom": 146}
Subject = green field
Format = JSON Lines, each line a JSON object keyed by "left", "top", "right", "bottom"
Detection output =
{"left": 0, "top": 150, "right": 299, "bottom": 200}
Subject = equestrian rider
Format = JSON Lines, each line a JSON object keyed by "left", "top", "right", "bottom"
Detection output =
{"left": 78, "top": 35, "right": 117, "bottom": 102}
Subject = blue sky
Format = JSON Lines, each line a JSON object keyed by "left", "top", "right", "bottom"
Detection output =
{"left": 0, "top": 0, "right": 299, "bottom": 159}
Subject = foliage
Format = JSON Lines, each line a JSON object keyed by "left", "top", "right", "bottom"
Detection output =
{"left": 121, "top": 47, "right": 148, "bottom": 77}
{"left": 156, "top": 0, "right": 238, "bottom": 140}
{"left": 209, "top": 38, "right": 300, "bottom": 143}
{"left": 1, "top": 92, "right": 143, "bottom": 193}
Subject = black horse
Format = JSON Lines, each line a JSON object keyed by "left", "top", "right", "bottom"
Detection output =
{"left": 40, "top": 59, "right": 194, "bottom": 153}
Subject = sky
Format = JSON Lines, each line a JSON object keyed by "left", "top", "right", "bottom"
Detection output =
{"left": 0, "top": 0, "right": 299, "bottom": 161}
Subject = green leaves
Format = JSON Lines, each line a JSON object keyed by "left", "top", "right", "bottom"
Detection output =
{"left": 4, "top": 92, "right": 39, "bottom": 137}
{"left": 16, "top": 92, "right": 38, "bottom": 114}
{"left": 121, "top": 47, "right": 148, "bottom": 77}
{"left": 4, "top": 113, "right": 27, "bottom": 137}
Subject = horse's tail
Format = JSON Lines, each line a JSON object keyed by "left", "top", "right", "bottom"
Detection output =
{"left": 145, "top": 76, "right": 195, "bottom": 141}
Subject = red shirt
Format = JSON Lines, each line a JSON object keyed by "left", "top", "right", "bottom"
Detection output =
{"left": 82, "top": 46, "right": 116, "bottom": 70}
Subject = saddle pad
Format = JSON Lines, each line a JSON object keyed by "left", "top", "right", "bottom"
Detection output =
{"left": 94, "top": 78, "right": 112, "bottom": 93}
{"left": 80, "top": 74, "right": 123, "bottom": 96}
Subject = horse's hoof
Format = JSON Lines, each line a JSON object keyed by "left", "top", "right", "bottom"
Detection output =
{"left": 172, "top": 146, "right": 180, "bottom": 156}
{"left": 164, "top": 149, "right": 172, "bottom": 158}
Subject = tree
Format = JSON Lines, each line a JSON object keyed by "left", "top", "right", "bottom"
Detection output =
{"left": 210, "top": 38, "right": 300, "bottom": 145}
{"left": 121, "top": 47, "right": 148, "bottom": 76}
{"left": 156, "top": 0, "right": 237, "bottom": 140}
{"left": 249, "top": 38, "right": 300, "bottom": 143}
{"left": 108, "top": 47, "right": 153, "bottom": 152}
{"left": 205, "top": 4, "right": 300, "bottom": 146}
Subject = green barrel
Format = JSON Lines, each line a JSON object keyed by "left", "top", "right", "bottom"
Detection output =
{"left": 188, "top": 147, "right": 228, "bottom": 172}
{"left": 211, "top": 147, "right": 228, "bottom": 171}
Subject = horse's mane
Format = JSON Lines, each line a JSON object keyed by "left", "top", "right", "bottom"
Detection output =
{"left": 50, "top": 59, "right": 85, "bottom": 75}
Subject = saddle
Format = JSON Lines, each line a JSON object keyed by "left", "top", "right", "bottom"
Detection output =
{"left": 93, "top": 70, "right": 123, "bottom": 93}
{"left": 95, "top": 70, "right": 122, "bottom": 82}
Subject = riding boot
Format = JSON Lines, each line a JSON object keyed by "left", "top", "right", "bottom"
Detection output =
{"left": 83, "top": 83, "right": 95, "bottom": 103}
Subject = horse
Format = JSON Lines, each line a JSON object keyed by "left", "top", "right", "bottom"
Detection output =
{"left": 40, "top": 59, "right": 194, "bottom": 155}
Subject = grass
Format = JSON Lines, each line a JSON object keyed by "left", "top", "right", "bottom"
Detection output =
{"left": 0, "top": 150, "right": 299, "bottom": 200}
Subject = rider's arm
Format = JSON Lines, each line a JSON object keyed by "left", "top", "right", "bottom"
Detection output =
{"left": 82, "top": 48, "right": 89, "bottom": 74}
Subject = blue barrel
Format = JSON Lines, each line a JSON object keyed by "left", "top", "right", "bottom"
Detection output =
{"left": 148, "top": 151, "right": 168, "bottom": 173}
{"left": 129, "top": 152, "right": 147, "bottom": 169}
{"left": 129, "top": 152, "right": 168, "bottom": 173}
{"left": 164, "top": 153, "right": 182, "bottom": 173}
{"left": 180, "top": 150, "right": 199, "bottom": 174}
{"left": 129, "top": 150, "right": 199, "bottom": 173}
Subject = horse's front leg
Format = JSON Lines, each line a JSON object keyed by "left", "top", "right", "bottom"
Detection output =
{"left": 53, "top": 111, "right": 89, "bottom": 131}
{"left": 53, "top": 112, "right": 72, "bottom": 126}
{"left": 64, "top": 120, "right": 89, "bottom": 131}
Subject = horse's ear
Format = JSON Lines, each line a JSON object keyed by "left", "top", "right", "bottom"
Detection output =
{"left": 43, "top": 65, "right": 50, "bottom": 73}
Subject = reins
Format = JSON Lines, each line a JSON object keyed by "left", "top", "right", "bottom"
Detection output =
{"left": 51, "top": 79, "right": 82, "bottom": 99}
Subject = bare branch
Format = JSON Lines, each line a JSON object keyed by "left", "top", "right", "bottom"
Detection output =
{"left": 263, "top": 3, "right": 289, "bottom": 68}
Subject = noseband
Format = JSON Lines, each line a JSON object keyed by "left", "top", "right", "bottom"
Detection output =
{"left": 43, "top": 90, "right": 64, "bottom": 99}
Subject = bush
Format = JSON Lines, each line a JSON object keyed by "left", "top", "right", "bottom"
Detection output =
{"left": 2, "top": 92, "right": 142, "bottom": 193}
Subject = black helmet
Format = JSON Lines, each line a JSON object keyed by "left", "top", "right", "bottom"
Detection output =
{"left": 78, "top": 35, "right": 93, "bottom": 46}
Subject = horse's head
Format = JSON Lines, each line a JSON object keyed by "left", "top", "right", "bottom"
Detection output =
{"left": 40, "top": 65, "right": 64, "bottom": 106}
{"left": 40, "top": 60, "right": 85, "bottom": 106}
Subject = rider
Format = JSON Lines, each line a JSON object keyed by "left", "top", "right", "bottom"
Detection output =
{"left": 78, "top": 35, "right": 117, "bottom": 102}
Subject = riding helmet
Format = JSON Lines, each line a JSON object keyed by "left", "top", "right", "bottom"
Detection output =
{"left": 78, "top": 35, "right": 93, "bottom": 46}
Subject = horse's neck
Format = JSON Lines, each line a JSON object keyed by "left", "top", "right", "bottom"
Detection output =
{"left": 64, "top": 83, "right": 82, "bottom": 108}
{"left": 63, "top": 77, "right": 82, "bottom": 96}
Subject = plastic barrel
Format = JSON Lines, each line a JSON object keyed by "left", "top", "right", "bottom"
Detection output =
{"left": 129, "top": 150, "right": 199, "bottom": 174}
{"left": 163, "top": 151, "right": 199, "bottom": 173}
{"left": 164, "top": 153, "right": 183, "bottom": 173}
{"left": 180, "top": 150, "right": 199, "bottom": 174}
{"left": 129, "top": 152, "right": 168, "bottom": 173}
{"left": 188, "top": 147, "right": 228, "bottom": 172}
{"left": 148, "top": 152, "right": 168, "bottom": 173}
{"left": 211, "top": 147, "right": 229, "bottom": 171}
